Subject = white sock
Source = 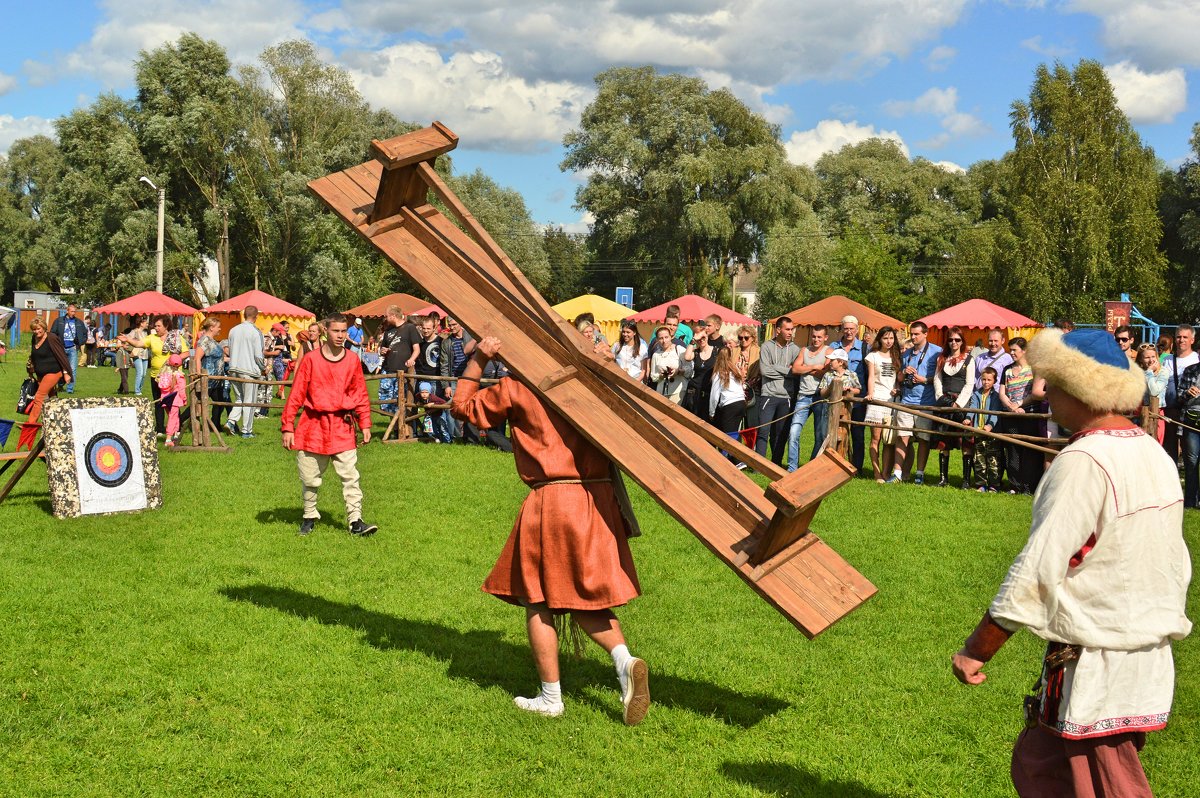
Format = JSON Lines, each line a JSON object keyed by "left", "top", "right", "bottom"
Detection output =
{"left": 611, "top": 644, "right": 633, "bottom": 690}
{"left": 513, "top": 680, "right": 564, "bottom": 716}
{"left": 892, "top": 468, "right": 903, "bottom": 478}
{"left": 915, "top": 470, "right": 924, "bottom": 478}
{"left": 540, "top": 680, "right": 562, "bottom": 703}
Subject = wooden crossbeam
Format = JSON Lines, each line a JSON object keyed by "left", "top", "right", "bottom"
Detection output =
{"left": 309, "top": 123, "right": 876, "bottom": 637}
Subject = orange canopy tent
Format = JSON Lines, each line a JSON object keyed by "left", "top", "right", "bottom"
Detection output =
{"left": 196, "top": 289, "right": 315, "bottom": 340}
{"left": 767, "top": 295, "right": 904, "bottom": 344}
{"left": 915, "top": 298, "right": 1042, "bottom": 349}
{"left": 628, "top": 294, "right": 758, "bottom": 343}
{"left": 344, "top": 292, "right": 428, "bottom": 320}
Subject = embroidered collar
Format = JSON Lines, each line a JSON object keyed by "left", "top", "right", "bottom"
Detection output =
{"left": 1067, "top": 426, "right": 1144, "bottom": 444}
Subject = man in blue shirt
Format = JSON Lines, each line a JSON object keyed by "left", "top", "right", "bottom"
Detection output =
{"left": 830, "top": 315, "right": 868, "bottom": 470}
{"left": 891, "top": 321, "right": 941, "bottom": 484}
{"left": 346, "top": 317, "right": 365, "bottom": 359}
{"left": 50, "top": 303, "right": 88, "bottom": 394}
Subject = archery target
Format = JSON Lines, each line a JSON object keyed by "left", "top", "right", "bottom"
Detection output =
{"left": 84, "top": 433, "right": 134, "bottom": 488}
{"left": 70, "top": 406, "right": 148, "bottom": 514}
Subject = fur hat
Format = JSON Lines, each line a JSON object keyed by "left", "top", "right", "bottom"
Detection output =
{"left": 1026, "top": 328, "right": 1145, "bottom": 413}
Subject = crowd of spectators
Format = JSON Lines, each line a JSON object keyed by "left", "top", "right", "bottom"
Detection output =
{"left": 18, "top": 300, "right": 1200, "bottom": 506}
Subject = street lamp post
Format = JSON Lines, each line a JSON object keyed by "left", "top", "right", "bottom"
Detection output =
{"left": 139, "top": 176, "right": 165, "bottom": 293}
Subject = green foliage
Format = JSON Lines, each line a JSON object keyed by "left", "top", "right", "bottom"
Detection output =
{"left": 541, "top": 226, "right": 588, "bottom": 303}
{"left": 1002, "top": 60, "right": 1167, "bottom": 322}
{"left": 756, "top": 213, "right": 835, "bottom": 319}
{"left": 1159, "top": 123, "right": 1200, "bottom": 322}
{"left": 562, "top": 66, "right": 807, "bottom": 306}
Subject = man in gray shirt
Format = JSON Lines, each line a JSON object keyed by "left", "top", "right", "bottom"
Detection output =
{"left": 754, "top": 316, "right": 800, "bottom": 465}
{"left": 225, "top": 304, "right": 267, "bottom": 438}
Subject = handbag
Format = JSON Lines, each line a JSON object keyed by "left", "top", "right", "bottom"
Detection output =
{"left": 879, "top": 410, "right": 896, "bottom": 445}
{"left": 17, "top": 377, "right": 38, "bottom": 415}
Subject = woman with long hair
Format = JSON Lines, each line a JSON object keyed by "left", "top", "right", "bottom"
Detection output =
{"left": 932, "top": 325, "right": 975, "bottom": 487}
{"left": 611, "top": 320, "right": 648, "bottom": 382}
{"left": 24, "top": 317, "right": 72, "bottom": 425}
{"left": 864, "top": 326, "right": 901, "bottom": 482}
{"left": 735, "top": 326, "right": 761, "bottom": 450}
{"left": 709, "top": 345, "right": 747, "bottom": 464}
{"left": 997, "top": 337, "right": 1043, "bottom": 494}
{"left": 649, "top": 325, "right": 695, "bottom": 404}
{"left": 126, "top": 314, "right": 150, "bottom": 395}
{"left": 684, "top": 323, "right": 718, "bottom": 421}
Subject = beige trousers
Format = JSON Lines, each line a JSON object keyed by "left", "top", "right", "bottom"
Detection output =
{"left": 297, "top": 449, "right": 363, "bottom": 523}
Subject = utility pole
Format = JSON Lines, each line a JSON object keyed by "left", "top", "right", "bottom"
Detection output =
{"left": 220, "top": 206, "right": 231, "bottom": 301}
{"left": 139, "top": 177, "right": 166, "bottom": 292}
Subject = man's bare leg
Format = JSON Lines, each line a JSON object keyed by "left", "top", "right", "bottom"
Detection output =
{"left": 574, "top": 609, "right": 650, "bottom": 726}
{"left": 515, "top": 603, "right": 564, "bottom": 717}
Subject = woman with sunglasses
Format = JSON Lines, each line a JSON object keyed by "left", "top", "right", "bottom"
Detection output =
{"left": 684, "top": 323, "right": 718, "bottom": 421}
{"left": 734, "top": 327, "right": 761, "bottom": 449}
{"left": 932, "top": 326, "right": 975, "bottom": 487}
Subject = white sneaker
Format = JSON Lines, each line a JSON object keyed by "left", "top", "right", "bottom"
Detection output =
{"left": 514, "top": 694, "right": 564, "bottom": 718}
{"left": 621, "top": 658, "right": 650, "bottom": 726}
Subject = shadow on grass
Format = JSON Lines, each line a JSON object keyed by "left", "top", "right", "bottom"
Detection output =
{"left": 255, "top": 507, "right": 302, "bottom": 525}
{"left": 721, "top": 762, "right": 891, "bottom": 797}
{"left": 221, "top": 583, "right": 789, "bottom": 728}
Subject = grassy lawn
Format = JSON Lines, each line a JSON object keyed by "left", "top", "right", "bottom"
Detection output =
{"left": 1, "top": 351, "right": 1197, "bottom": 797}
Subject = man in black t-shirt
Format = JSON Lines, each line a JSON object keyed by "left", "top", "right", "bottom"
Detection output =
{"left": 378, "top": 305, "right": 421, "bottom": 415}
{"left": 414, "top": 316, "right": 442, "bottom": 382}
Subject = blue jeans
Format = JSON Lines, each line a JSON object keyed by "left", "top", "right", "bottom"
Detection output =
{"left": 65, "top": 346, "right": 78, "bottom": 392}
{"left": 379, "top": 377, "right": 398, "bottom": 414}
{"left": 133, "top": 357, "right": 148, "bottom": 395}
{"left": 1183, "top": 428, "right": 1200, "bottom": 508}
{"left": 810, "top": 401, "right": 828, "bottom": 460}
{"left": 786, "top": 393, "right": 817, "bottom": 471}
{"left": 430, "top": 410, "right": 452, "bottom": 443}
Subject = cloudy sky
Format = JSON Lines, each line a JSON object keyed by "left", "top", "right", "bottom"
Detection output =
{"left": 2, "top": 0, "right": 1198, "bottom": 230}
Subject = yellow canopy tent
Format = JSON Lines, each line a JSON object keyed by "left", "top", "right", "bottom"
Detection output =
{"left": 551, "top": 294, "right": 635, "bottom": 343}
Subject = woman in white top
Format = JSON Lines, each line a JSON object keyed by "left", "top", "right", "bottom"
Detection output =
{"left": 1139, "top": 343, "right": 1169, "bottom": 443}
{"left": 709, "top": 346, "right": 747, "bottom": 465}
{"left": 865, "top": 326, "right": 901, "bottom": 482}
{"left": 611, "top": 320, "right": 648, "bottom": 382}
{"left": 649, "top": 325, "right": 695, "bottom": 404}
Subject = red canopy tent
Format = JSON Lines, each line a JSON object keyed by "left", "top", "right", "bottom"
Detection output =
{"left": 628, "top": 294, "right": 758, "bottom": 342}
{"left": 915, "top": 299, "right": 1042, "bottom": 349}
{"left": 94, "top": 290, "right": 198, "bottom": 317}
{"left": 344, "top": 292, "right": 429, "bottom": 320}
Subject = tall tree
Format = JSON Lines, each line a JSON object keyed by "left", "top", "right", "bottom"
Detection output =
{"left": 541, "top": 226, "right": 588, "bottom": 303}
{"left": 446, "top": 169, "right": 551, "bottom": 293}
{"left": 134, "top": 33, "right": 240, "bottom": 304}
{"left": 756, "top": 212, "right": 835, "bottom": 320}
{"left": 1158, "top": 123, "right": 1200, "bottom": 322}
{"left": 562, "top": 66, "right": 808, "bottom": 306}
{"left": 1002, "top": 60, "right": 1166, "bottom": 321}
{"left": 0, "top": 135, "right": 67, "bottom": 295}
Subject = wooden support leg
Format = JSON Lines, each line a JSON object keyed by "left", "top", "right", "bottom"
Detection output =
{"left": 0, "top": 437, "right": 45, "bottom": 505}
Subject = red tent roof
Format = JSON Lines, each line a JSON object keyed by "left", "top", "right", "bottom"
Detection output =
{"left": 916, "top": 298, "right": 1040, "bottom": 330}
{"left": 627, "top": 294, "right": 759, "bottom": 326}
{"left": 94, "top": 290, "right": 198, "bottom": 316}
{"left": 203, "top": 289, "right": 314, "bottom": 318}
{"left": 775, "top": 295, "right": 903, "bottom": 330}
{"left": 344, "top": 292, "right": 428, "bottom": 318}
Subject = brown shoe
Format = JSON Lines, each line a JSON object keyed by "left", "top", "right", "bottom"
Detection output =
{"left": 621, "top": 657, "right": 650, "bottom": 726}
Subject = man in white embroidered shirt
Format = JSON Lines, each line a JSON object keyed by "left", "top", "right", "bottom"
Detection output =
{"left": 952, "top": 328, "right": 1191, "bottom": 798}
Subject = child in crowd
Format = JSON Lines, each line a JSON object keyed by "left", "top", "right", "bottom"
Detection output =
{"left": 157, "top": 353, "right": 188, "bottom": 446}
{"left": 819, "top": 349, "right": 861, "bottom": 399}
{"left": 966, "top": 367, "right": 1002, "bottom": 491}
{"left": 417, "top": 380, "right": 452, "bottom": 443}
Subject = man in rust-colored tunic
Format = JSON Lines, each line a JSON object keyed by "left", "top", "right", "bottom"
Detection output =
{"left": 451, "top": 335, "right": 650, "bottom": 725}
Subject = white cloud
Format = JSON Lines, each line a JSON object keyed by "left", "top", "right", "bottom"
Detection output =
{"left": 0, "top": 115, "right": 57, "bottom": 154}
{"left": 931, "top": 159, "right": 966, "bottom": 173}
{"left": 333, "top": 0, "right": 969, "bottom": 86}
{"left": 27, "top": 0, "right": 309, "bottom": 88}
{"left": 924, "top": 45, "right": 956, "bottom": 71}
{"left": 1072, "top": 0, "right": 1200, "bottom": 69}
{"left": 343, "top": 43, "right": 592, "bottom": 151}
{"left": 546, "top": 211, "right": 595, "bottom": 236}
{"left": 1020, "top": 35, "right": 1072, "bottom": 59}
{"left": 694, "top": 69, "right": 792, "bottom": 125}
{"left": 883, "top": 86, "right": 988, "bottom": 147}
{"left": 1104, "top": 60, "right": 1187, "bottom": 124}
{"left": 0, "top": 72, "right": 17, "bottom": 96}
{"left": 783, "top": 120, "right": 909, "bottom": 166}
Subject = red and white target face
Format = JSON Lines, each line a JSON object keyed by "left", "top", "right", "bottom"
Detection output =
{"left": 84, "top": 433, "right": 133, "bottom": 488}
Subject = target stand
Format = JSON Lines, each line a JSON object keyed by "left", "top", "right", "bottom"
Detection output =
{"left": 40, "top": 397, "right": 162, "bottom": 518}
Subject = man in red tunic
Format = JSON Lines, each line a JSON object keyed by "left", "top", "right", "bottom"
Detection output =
{"left": 450, "top": 335, "right": 650, "bottom": 725}
{"left": 282, "top": 314, "right": 377, "bottom": 538}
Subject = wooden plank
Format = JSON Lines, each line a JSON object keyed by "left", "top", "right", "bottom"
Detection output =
{"left": 370, "top": 121, "right": 458, "bottom": 170}
{"left": 0, "top": 437, "right": 44, "bottom": 505}
{"left": 763, "top": 449, "right": 855, "bottom": 516}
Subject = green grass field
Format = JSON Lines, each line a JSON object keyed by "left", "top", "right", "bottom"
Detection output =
{"left": 1, "top": 351, "right": 1197, "bottom": 797}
